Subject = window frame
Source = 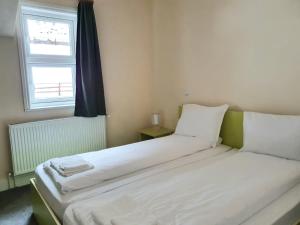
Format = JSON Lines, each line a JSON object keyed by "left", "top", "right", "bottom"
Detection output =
{"left": 17, "top": 3, "right": 77, "bottom": 111}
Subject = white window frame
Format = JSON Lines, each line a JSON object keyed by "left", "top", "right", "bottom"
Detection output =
{"left": 17, "top": 3, "right": 77, "bottom": 111}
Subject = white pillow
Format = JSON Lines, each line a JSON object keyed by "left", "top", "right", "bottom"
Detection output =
{"left": 242, "top": 112, "right": 300, "bottom": 161}
{"left": 175, "top": 104, "right": 229, "bottom": 147}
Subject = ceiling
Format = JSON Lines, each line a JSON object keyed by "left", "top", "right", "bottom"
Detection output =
{"left": 0, "top": 0, "right": 19, "bottom": 37}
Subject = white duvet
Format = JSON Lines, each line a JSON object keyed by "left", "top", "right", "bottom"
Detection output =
{"left": 43, "top": 135, "right": 212, "bottom": 193}
{"left": 64, "top": 152, "right": 300, "bottom": 225}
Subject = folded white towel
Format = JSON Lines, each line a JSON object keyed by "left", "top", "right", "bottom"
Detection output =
{"left": 57, "top": 158, "right": 90, "bottom": 171}
{"left": 49, "top": 156, "right": 94, "bottom": 177}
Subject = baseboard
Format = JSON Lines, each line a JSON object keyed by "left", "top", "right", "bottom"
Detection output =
{"left": 0, "top": 178, "right": 9, "bottom": 192}
{"left": 0, "top": 172, "right": 34, "bottom": 192}
{"left": 14, "top": 172, "right": 34, "bottom": 187}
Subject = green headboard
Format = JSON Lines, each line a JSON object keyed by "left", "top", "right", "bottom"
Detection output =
{"left": 220, "top": 111, "right": 243, "bottom": 149}
{"left": 178, "top": 106, "right": 244, "bottom": 149}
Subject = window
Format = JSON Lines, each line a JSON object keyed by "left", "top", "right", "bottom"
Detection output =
{"left": 18, "top": 4, "right": 77, "bottom": 110}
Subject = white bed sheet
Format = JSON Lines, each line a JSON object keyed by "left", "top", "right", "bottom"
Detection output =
{"left": 35, "top": 144, "right": 232, "bottom": 219}
{"left": 63, "top": 152, "right": 300, "bottom": 225}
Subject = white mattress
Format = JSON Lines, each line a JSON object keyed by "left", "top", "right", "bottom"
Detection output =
{"left": 63, "top": 152, "right": 300, "bottom": 225}
{"left": 35, "top": 144, "right": 232, "bottom": 219}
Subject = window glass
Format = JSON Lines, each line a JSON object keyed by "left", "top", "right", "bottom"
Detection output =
{"left": 31, "top": 66, "right": 74, "bottom": 100}
{"left": 27, "top": 18, "right": 72, "bottom": 56}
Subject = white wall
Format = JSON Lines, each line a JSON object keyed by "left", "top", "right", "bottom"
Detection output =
{"left": 0, "top": 0, "right": 19, "bottom": 36}
{"left": 153, "top": 0, "right": 300, "bottom": 129}
{"left": 94, "top": 0, "right": 154, "bottom": 147}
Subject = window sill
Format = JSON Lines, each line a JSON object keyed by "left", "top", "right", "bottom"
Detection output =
{"left": 25, "top": 104, "right": 75, "bottom": 112}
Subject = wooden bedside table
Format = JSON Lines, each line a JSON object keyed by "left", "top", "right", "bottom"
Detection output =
{"left": 139, "top": 127, "right": 173, "bottom": 141}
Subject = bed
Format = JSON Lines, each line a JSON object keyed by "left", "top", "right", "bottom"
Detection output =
{"left": 31, "top": 108, "right": 240, "bottom": 225}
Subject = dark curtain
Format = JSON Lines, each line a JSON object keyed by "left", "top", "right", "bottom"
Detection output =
{"left": 75, "top": 0, "right": 106, "bottom": 117}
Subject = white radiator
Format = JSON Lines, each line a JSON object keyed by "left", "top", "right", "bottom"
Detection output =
{"left": 9, "top": 116, "right": 106, "bottom": 176}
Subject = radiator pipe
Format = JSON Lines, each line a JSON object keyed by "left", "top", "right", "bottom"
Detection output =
{"left": 7, "top": 172, "right": 15, "bottom": 189}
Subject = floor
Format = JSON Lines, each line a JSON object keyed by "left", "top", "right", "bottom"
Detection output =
{"left": 0, "top": 185, "right": 37, "bottom": 225}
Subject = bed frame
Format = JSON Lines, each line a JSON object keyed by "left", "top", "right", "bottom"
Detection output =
{"left": 30, "top": 110, "right": 300, "bottom": 225}
{"left": 31, "top": 178, "right": 61, "bottom": 225}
